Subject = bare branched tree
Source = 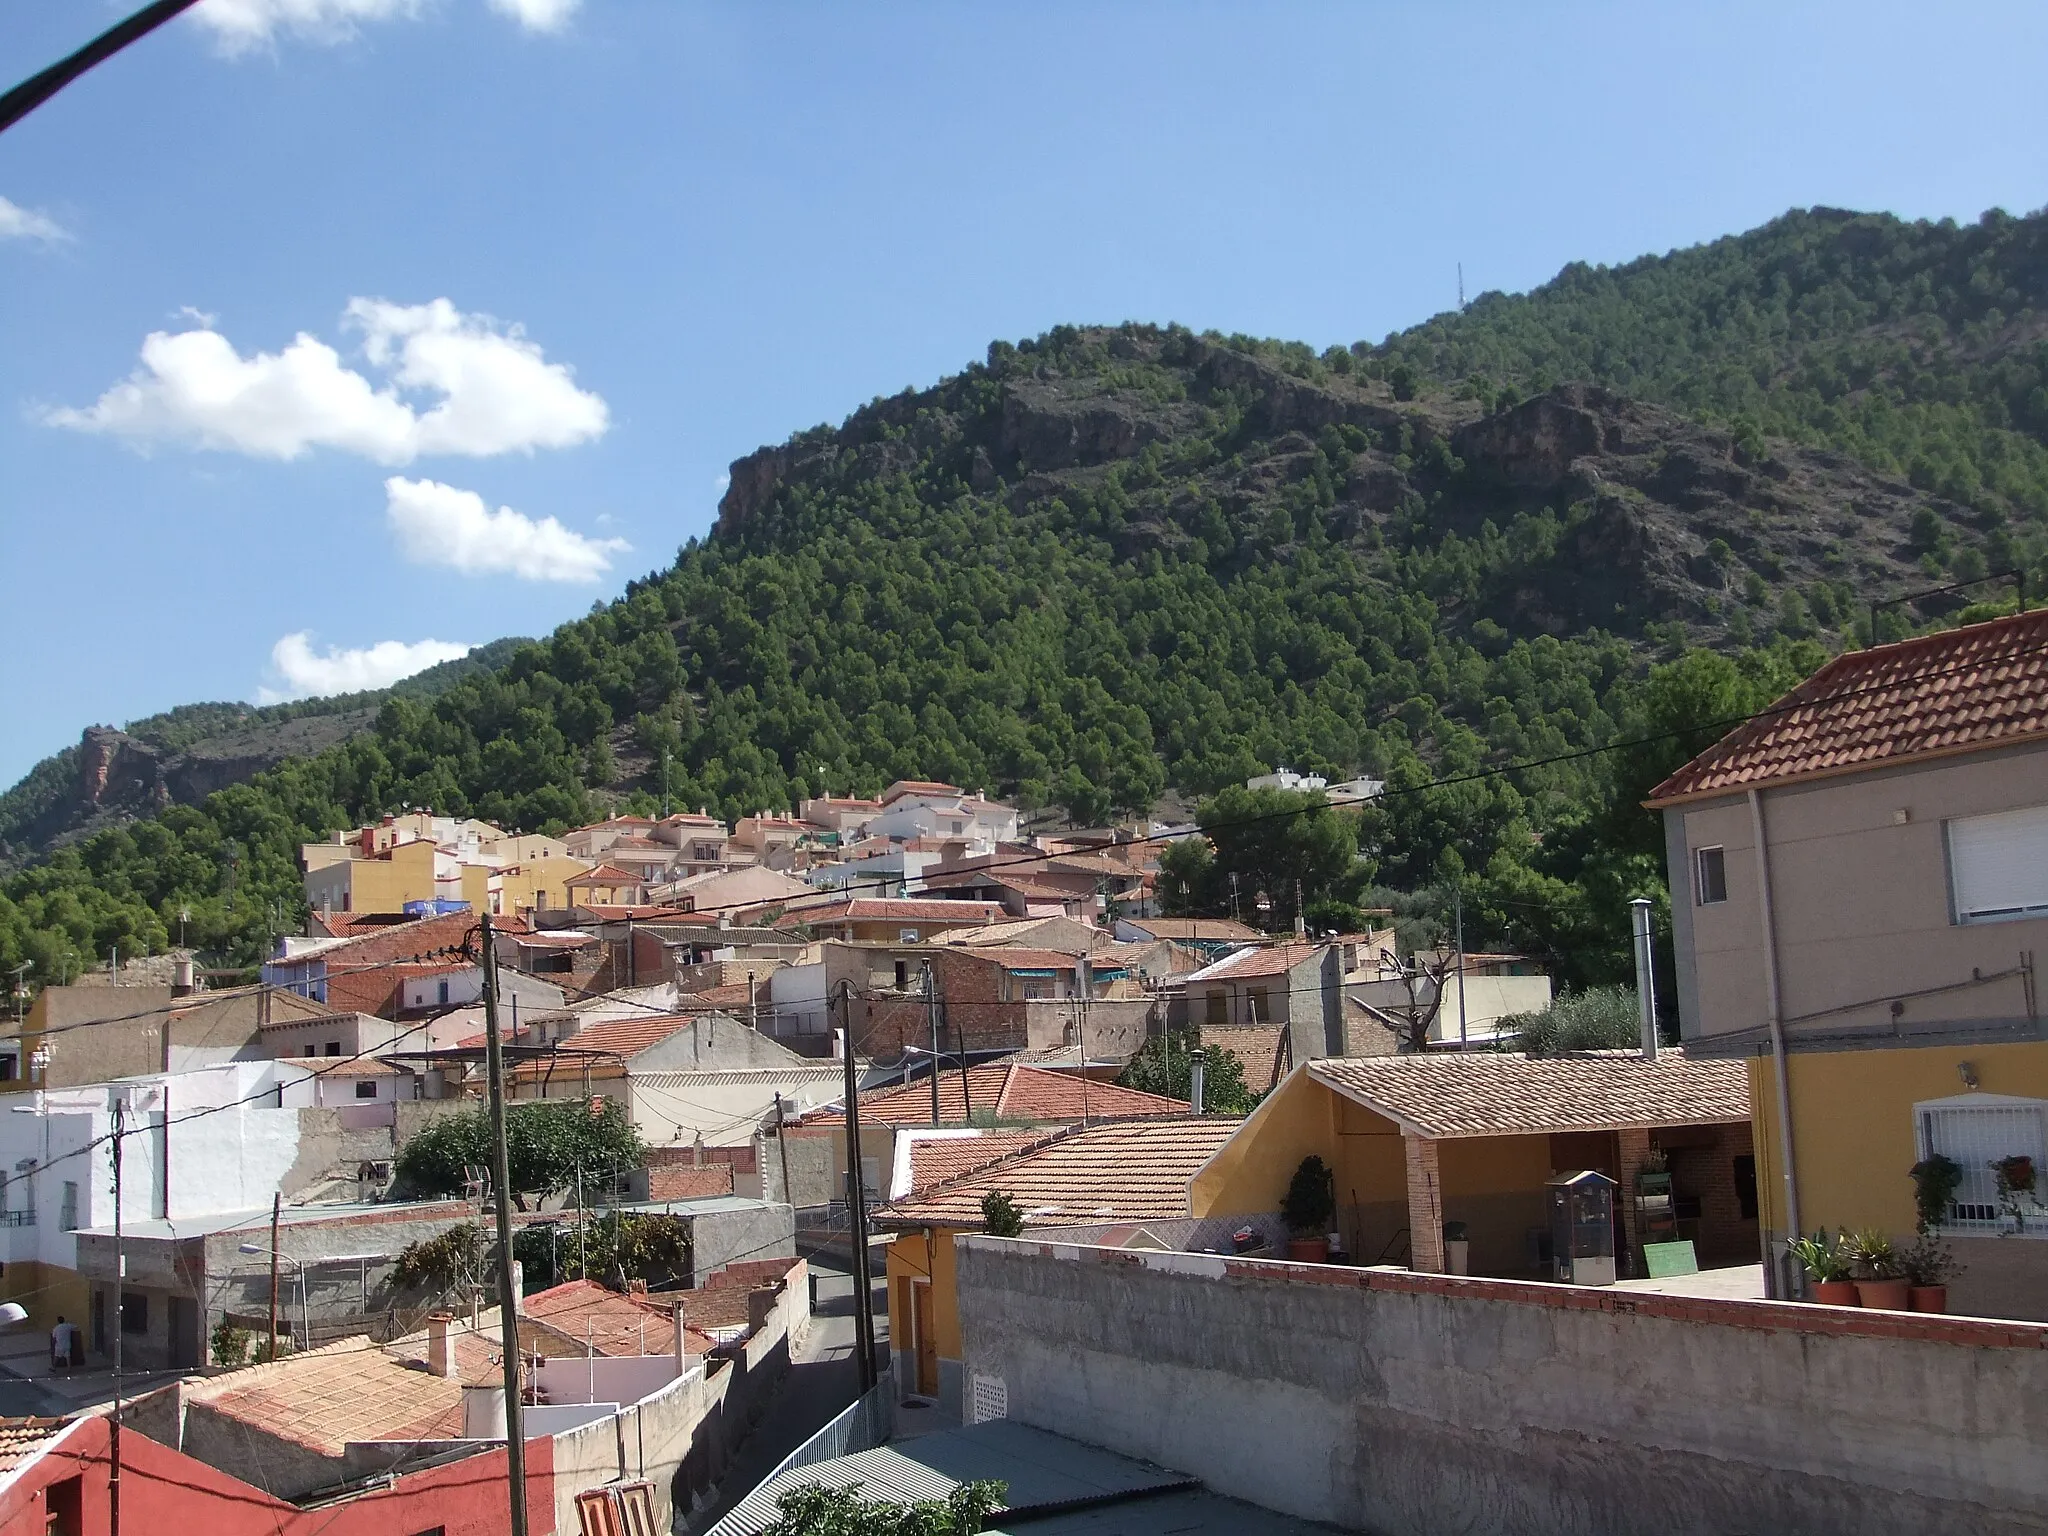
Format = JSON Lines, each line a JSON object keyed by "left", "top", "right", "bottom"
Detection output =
{"left": 1373, "top": 950, "right": 1459, "bottom": 1052}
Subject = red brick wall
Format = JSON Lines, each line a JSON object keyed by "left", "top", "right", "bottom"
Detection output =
{"left": 857, "top": 948, "right": 1027, "bottom": 1060}
{"left": 704, "top": 1257, "right": 798, "bottom": 1290}
{"left": 645, "top": 1164, "right": 735, "bottom": 1201}
{"left": 1658, "top": 1122, "right": 1758, "bottom": 1268}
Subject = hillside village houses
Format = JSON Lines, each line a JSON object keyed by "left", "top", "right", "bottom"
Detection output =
{"left": 18, "top": 714, "right": 2048, "bottom": 1534}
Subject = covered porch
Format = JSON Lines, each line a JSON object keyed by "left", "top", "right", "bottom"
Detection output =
{"left": 1190, "top": 1053, "right": 1755, "bottom": 1279}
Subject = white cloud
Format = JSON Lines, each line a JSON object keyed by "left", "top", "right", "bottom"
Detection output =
{"left": 261, "top": 631, "right": 471, "bottom": 701}
{"left": 193, "top": 0, "right": 421, "bottom": 53}
{"left": 489, "top": 0, "right": 580, "bottom": 31}
{"left": 713, "top": 470, "right": 731, "bottom": 492}
{"left": 0, "top": 196, "right": 68, "bottom": 243}
{"left": 385, "top": 476, "right": 627, "bottom": 582}
{"left": 46, "top": 299, "right": 608, "bottom": 464}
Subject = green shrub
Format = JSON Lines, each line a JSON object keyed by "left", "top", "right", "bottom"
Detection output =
{"left": 1504, "top": 986, "right": 1643, "bottom": 1056}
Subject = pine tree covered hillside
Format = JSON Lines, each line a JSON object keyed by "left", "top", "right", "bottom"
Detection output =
{"left": 4, "top": 205, "right": 2045, "bottom": 988}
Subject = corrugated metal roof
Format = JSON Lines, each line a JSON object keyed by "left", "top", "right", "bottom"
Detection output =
{"left": 709, "top": 1422, "right": 1196, "bottom": 1536}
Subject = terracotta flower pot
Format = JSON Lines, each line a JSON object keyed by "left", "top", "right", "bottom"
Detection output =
{"left": 1855, "top": 1278, "right": 1911, "bottom": 1311}
{"left": 1810, "top": 1279, "right": 1861, "bottom": 1306}
{"left": 1908, "top": 1285, "right": 1949, "bottom": 1314}
{"left": 1285, "top": 1237, "right": 1330, "bottom": 1263}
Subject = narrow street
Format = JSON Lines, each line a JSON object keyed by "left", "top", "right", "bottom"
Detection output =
{"left": 684, "top": 1253, "right": 887, "bottom": 1532}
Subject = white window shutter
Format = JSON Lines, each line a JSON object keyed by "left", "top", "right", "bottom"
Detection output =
{"left": 1948, "top": 805, "right": 2048, "bottom": 922}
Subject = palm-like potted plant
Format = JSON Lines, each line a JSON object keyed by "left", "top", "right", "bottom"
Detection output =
{"left": 1840, "top": 1228, "right": 1909, "bottom": 1310}
{"left": 1787, "top": 1230, "right": 1858, "bottom": 1305}
{"left": 1899, "top": 1233, "right": 1963, "bottom": 1314}
{"left": 1282, "top": 1155, "right": 1336, "bottom": 1263}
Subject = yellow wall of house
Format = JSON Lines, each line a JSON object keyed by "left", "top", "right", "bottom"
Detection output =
{"left": 1189, "top": 1070, "right": 1337, "bottom": 1218}
{"left": 500, "top": 856, "right": 594, "bottom": 915}
{"left": 1749, "top": 1038, "right": 2048, "bottom": 1238}
{"left": 461, "top": 864, "right": 492, "bottom": 915}
{"left": 0, "top": 1261, "right": 91, "bottom": 1343}
{"left": 349, "top": 840, "right": 439, "bottom": 913}
{"left": 885, "top": 1226, "right": 964, "bottom": 1367}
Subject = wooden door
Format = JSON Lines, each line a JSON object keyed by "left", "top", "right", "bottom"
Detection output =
{"left": 912, "top": 1281, "right": 938, "bottom": 1398}
{"left": 169, "top": 1296, "right": 200, "bottom": 1370}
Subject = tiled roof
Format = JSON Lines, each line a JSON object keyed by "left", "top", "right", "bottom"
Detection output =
{"left": 882, "top": 780, "right": 964, "bottom": 802}
{"left": 1124, "top": 918, "right": 1260, "bottom": 941}
{"left": 508, "top": 1011, "right": 694, "bottom": 1074}
{"left": 1185, "top": 942, "right": 1322, "bottom": 983}
{"left": 190, "top": 1338, "right": 468, "bottom": 1454}
{"left": 794, "top": 898, "right": 1007, "bottom": 925}
{"left": 929, "top": 918, "right": 1092, "bottom": 950}
{"left": 0, "top": 1416, "right": 71, "bottom": 1475}
{"left": 1306, "top": 1053, "right": 1751, "bottom": 1139}
{"left": 568, "top": 863, "right": 642, "bottom": 885}
{"left": 972, "top": 947, "right": 1084, "bottom": 972}
{"left": 522, "top": 1280, "right": 689, "bottom": 1356}
{"left": 904, "top": 1129, "right": 1047, "bottom": 1193}
{"left": 877, "top": 1119, "right": 1240, "bottom": 1228}
{"left": 817, "top": 1063, "right": 1186, "bottom": 1126}
{"left": 1646, "top": 609, "right": 2048, "bottom": 805}
{"left": 273, "top": 1055, "right": 405, "bottom": 1076}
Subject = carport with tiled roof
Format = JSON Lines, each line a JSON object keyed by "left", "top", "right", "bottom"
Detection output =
{"left": 1190, "top": 1052, "right": 1754, "bottom": 1278}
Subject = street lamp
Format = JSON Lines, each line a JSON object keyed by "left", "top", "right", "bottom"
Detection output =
{"left": 238, "top": 1242, "right": 309, "bottom": 1353}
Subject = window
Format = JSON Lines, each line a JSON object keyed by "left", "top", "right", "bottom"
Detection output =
{"left": 1694, "top": 846, "right": 1728, "bottom": 905}
{"left": 59, "top": 1181, "right": 77, "bottom": 1232}
{"left": 121, "top": 1293, "right": 147, "bottom": 1334}
{"left": 324, "top": 1041, "right": 342, "bottom": 1057}
{"left": 894, "top": 961, "right": 908, "bottom": 989}
{"left": 436, "top": 980, "right": 450, "bottom": 1005}
{"left": 354, "top": 1080, "right": 379, "bottom": 1100}
{"left": 1917, "top": 1094, "right": 2048, "bottom": 1229}
{"left": 1947, "top": 805, "right": 2048, "bottom": 923}
{"left": 0, "top": 1054, "right": 13, "bottom": 1082}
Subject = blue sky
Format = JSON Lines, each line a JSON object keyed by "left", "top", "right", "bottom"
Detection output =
{"left": 3, "top": 1, "right": 2045, "bottom": 788}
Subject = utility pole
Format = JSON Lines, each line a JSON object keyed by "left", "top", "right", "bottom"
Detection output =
{"left": 924, "top": 962, "right": 940, "bottom": 1126}
{"left": 480, "top": 913, "right": 530, "bottom": 1536}
{"left": 1453, "top": 888, "right": 1469, "bottom": 1052}
{"left": 110, "top": 1096, "right": 125, "bottom": 1536}
{"left": 267, "top": 1192, "right": 281, "bottom": 1361}
{"left": 837, "top": 985, "right": 877, "bottom": 1393}
{"left": 1228, "top": 872, "right": 1241, "bottom": 925}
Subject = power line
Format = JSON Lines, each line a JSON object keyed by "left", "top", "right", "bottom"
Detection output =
{"left": 0, "top": 0, "right": 204, "bottom": 136}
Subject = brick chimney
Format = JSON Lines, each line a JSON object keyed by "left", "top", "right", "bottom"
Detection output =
{"left": 426, "top": 1312, "right": 454, "bottom": 1377}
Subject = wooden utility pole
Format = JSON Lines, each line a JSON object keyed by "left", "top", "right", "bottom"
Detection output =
{"left": 481, "top": 913, "right": 530, "bottom": 1536}
{"left": 924, "top": 962, "right": 940, "bottom": 1126}
{"left": 837, "top": 985, "right": 877, "bottom": 1392}
{"left": 267, "top": 1192, "right": 282, "bottom": 1360}
{"left": 110, "top": 1098, "right": 125, "bottom": 1536}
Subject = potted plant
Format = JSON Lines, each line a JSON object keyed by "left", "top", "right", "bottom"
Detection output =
{"left": 1899, "top": 1233, "right": 1964, "bottom": 1313}
{"left": 1282, "top": 1155, "right": 1336, "bottom": 1263}
{"left": 1909, "top": 1154, "right": 1962, "bottom": 1233}
{"left": 1840, "top": 1228, "right": 1909, "bottom": 1310}
{"left": 1787, "top": 1231, "right": 1858, "bottom": 1305}
{"left": 1442, "top": 1221, "right": 1470, "bottom": 1276}
{"left": 1993, "top": 1155, "right": 2037, "bottom": 1232}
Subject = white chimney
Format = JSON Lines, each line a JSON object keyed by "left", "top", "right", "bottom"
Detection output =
{"left": 426, "top": 1312, "right": 455, "bottom": 1377}
{"left": 462, "top": 1383, "right": 507, "bottom": 1440}
{"left": 507, "top": 1260, "right": 524, "bottom": 1315}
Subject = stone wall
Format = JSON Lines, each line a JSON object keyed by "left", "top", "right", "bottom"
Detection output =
{"left": 957, "top": 1237, "right": 2048, "bottom": 1536}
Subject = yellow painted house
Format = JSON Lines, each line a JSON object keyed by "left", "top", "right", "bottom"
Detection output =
{"left": 1648, "top": 609, "right": 2048, "bottom": 1319}
{"left": 872, "top": 1119, "right": 1238, "bottom": 1419}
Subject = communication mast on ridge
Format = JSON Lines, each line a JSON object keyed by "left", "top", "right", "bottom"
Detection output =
{"left": 1458, "top": 262, "right": 1466, "bottom": 311}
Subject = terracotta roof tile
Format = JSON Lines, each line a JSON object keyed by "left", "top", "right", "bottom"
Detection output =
{"left": 1307, "top": 1053, "right": 1751, "bottom": 1139}
{"left": 522, "top": 1280, "right": 690, "bottom": 1356}
{"left": 506, "top": 1012, "right": 696, "bottom": 1077}
{"left": 877, "top": 1119, "right": 1239, "bottom": 1228}
{"left": 0, "top": 1416, "right": 71, "bottom": 1475}
{"left": 905, "top": 1129, "right": 1046, "bottom": 1192}
{"left": 568, "top": 863, "right": 642, "bottom": 885}
{"left": 191, "top": 1338, "right": 467, "bottom": 1454}
{"left": 1185, "top": 942, "right": 1323, "bottom": 982}
{"left": 1122, "top": 918, "right": 1260, "bottom": 941}
{"left": 1647, "top": 609, "right": 2048, "bottom": 805}
{"left": 783, "top": 898, "right": 1008, "bottom": 926}
{"left": 817, "top": 1063, "right": 1187, "bottom": 1126}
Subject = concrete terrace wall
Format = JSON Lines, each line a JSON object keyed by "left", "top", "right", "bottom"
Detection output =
{"left": 549, "top": 1258, "right": 810, "bottom": 1534}
{"left": 956, "top": 1239, "right": 2048, "bottom": 1536}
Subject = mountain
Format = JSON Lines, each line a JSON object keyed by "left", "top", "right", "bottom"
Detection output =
{"left": 3, "top": 205, "right": 2043, "bottom": 989}
{"left": 0, "top": 639, "right": 529, "bottom": 873}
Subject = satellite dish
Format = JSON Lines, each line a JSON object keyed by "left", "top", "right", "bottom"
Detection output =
{"left": 0, "top": 1303, "right": 28, "bottom": 1327}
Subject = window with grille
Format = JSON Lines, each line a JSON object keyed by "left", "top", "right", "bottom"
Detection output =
{"left": 971, "top": 1372, "right": 1008, "bottom": 1425}
{"left": 1947, "top": 804, "right": 2048, "bottom": 923}
{"left": 1916, "top": 1095, "right": 2048, "bottom": 1230}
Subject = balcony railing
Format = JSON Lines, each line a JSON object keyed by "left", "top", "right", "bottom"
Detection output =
{"left": 0, "top": 1210, "right": 32, "bottom": 1227}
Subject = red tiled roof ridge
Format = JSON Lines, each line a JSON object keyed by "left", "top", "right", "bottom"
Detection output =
{"left": 1646, "top": 608, "right": 2048, "bottom": 805}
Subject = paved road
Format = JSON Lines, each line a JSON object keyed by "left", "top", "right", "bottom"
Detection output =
{"left": 684, "top": 1255, "right": 884, "bottom": 1532}
{"left": 0, "top": 1373, "right": 69, "bottom": 1417}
